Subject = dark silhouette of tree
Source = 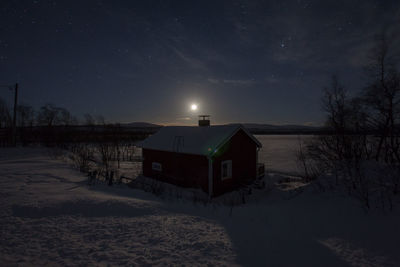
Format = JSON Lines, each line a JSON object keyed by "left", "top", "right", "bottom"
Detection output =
{"left": 58, "top": 107, "right": 78, "bottom": 126}
{"left": 84, "top": 113, "right": 95, "bottom": 126}
{"left": 96, "top": 115, "right": 105, "bottom": 125}
{"left": 37, "top": 104, "right": 61, "bottom": 127}
{"left": 0, "top": 97, "right": 12, "bottom": 128}
{"left": 321, "top": 75, "right": 351, "bottom": 161}
{"left": 17, "top": 104, "right": 35, "bottom": 128}
{"left": 298, "top": 29, "right": 400, "bottom": 210}
{"left": 37, "top": 104, "right": 76, "bottom": 127}
{"left": 363, "top": 30, "right": 400, "bottom": 163}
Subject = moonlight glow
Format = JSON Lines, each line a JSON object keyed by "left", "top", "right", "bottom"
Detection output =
{"left": 191, "top": 104, "right": 198, "bottom": 111}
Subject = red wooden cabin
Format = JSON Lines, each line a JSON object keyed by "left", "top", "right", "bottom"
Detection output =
{"left": 139, "top": 118, "right": 263, "bottom": 197}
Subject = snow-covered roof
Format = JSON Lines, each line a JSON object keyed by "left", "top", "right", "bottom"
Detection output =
{"left": 138, "top": 124, "right": 261, "bottom": 156}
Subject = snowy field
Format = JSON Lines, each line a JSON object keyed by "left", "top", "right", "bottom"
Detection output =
{"left": 1, "top": 144, "right": 400, "bottom": 266}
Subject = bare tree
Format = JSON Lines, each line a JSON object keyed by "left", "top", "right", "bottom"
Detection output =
{"left": 299, "top": 76, "right": 374, "bottom": 208}
{"left": 363, "top": 30, "right": 400, "bottom": 163}
{"left": 321, "top": 75, "right": 351, "bottom": 161}
{"left": 296, "top": 30, "right": 400, "bottom": 211}
{"left": 322, "top": 76, "right": 349, "bottom": 132}
{"left": 17, "top": 104, "right": 35, "bottom": 128}
{"left": 37, "top": 104, "right": 61, "bottom": 127}
{"left": 37, "top": 104, "right": 76, "bottom": 127}
{"left": 96, "top": 115, "right": 106, "bottom": 125}
{"left": 58, "top": 107, "right": 77, "bottom": 126}
{"left": 0, "top": 97, "right": 12, "bottom": 128}
{"left": 84, "top": 113, "right": 95, "bottom": 126}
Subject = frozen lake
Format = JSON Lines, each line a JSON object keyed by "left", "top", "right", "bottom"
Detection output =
{"left": 256, "top": 135, "right": 315, "bottom": 175}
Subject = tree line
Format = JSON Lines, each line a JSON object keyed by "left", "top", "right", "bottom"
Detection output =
{"left": 299, "top": 29, "right": 400, "bottom": 211}
{"left": 0, "top": 102, "right": 152, "bottom": 147}
{"left": 0, "top": 102, "right": 107, "bottom": 128}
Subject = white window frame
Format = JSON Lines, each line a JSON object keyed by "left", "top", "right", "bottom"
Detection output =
{"left": 221, "top": 160, "right": 232, "bottom": 180}
{"left": 152, "top": 162, "right": 162, "bottom": 171}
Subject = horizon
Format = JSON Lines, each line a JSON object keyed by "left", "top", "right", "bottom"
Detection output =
{"left": 122, "top": 120, "right": 322, "bottom": 127}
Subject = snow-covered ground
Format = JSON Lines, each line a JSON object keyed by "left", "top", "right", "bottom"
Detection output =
{"left": 1, "top": 146, "right": 400, "bottom": 266}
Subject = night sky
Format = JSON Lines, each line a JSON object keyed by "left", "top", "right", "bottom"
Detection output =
{"left": 1, "top": 0, "right": 399, "bottom": 126}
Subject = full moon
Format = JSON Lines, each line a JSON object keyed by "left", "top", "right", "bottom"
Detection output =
{"left": 191, "top": 104, "right": 198, "bottom": 111}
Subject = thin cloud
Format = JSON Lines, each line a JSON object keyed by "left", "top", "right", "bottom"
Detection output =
{"left": 176, "top": 117, "right": 192, "bottom": 121}
{"left": 207, "top": 78, "right": 256, "bottom": 85}
{"left": 168, "top": 45, "right": 207, "bottom": 70}
{"left": 222, "top": 79, "right": 256, "bottom": 85}
{"left": 207, "top": 78, "right": 220, "bottom": 84}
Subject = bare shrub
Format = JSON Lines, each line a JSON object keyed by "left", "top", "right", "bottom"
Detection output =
{"left": 70, "top": 143, "right": 94, "bottom": 172}
{"left": 97, "top": 142, "right": 116, "bottom": 186}
{"left": 87, "top": 170, "right": 99, "bottom": 185}
{"left": 296, "top": 137, "right": 322, "bottom": 183}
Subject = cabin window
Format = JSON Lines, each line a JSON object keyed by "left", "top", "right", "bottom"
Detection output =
{"left": 152, "top": 162, "right": 162, "bottom": 171}
{"left": 221, "top": 160, "right": 232, "bottom": 180}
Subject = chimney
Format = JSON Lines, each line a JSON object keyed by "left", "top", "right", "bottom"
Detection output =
{"left": 198, "top": 115, "right": 210, "bottom": 126}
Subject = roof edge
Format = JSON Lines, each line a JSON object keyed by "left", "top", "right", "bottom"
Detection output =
{"left": 141, "top": 147, "right": 209, "bottom": 157}
{"left": 214, "top": 124, "right": 262, "bottom": 151}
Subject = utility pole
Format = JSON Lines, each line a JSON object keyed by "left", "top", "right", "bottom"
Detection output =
{"left": 12, "top": 83, "right": 18, "bottom": 146}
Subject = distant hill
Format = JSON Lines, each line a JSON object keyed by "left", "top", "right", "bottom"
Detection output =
{"left": 240, "top": 123, "right": 318, "bottom": 130}
{"left": 120, "top": 122, "right": 324, "bottom": 134}
{"left": 121, "top": 122, "right": 162, "bottom": 128}
{"left": 234, "top": 123, "right": 323, "bottom": 134}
